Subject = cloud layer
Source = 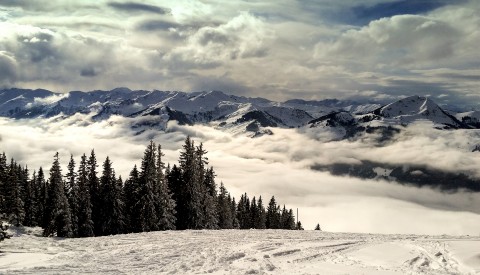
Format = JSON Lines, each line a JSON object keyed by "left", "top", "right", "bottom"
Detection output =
{"left": 0, "top": 0, "right": 478, "bottom": 105}
{"left": 1, "top": 116, "right": 480, "bottom": 234}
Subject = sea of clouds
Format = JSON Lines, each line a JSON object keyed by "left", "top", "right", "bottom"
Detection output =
{"left": 1, "top": 114, "right": 480, "bottom": 235}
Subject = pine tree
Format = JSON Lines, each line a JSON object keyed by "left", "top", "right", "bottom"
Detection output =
{"left": 22, "top": 166, "right": 36, "bottom": 227}
{"left": 6, "top": 159, "right": 24, "bottom": 226}
{"left": 280, "top": 207, "right": 295, "bottom": 230}
{"left": 266, "top": 196, "right": 280, "bottom": 229}
{"left": 66, "top": 155, "right": 79, "bottom": 237}
{"left": 201, "top": 167, "right": 218, "bottom": 229}
{"left": 231, "top": 196, "right": 239, "bottom": 228}
{"left": 167, "top": 164, "right": 185, "bottom": 229}
{"left": 99, "top": 157, "right": 125, "bottom": 235}
{"left": 250, "top": 197, "right": 259, "bottom": 229}
{"left": 314, "top": 223, "right": 321, "bottom": 231}
{"left": 0, "top": 153, "right": 7, "bottom": 217}
{"left": 87, "top": 150, "right": 101, "bottom": 236}
{"left": 178, "top": 136, "right": 203, "bottom": 229}
{"left": 255, "top": 196, "right": 266, "bottom": 229}
{"left": 43, "top": 153, "right": 73, "bottom": 237}
{"left": 296, "top": 221, "right": 304, "bottom": 230}
{"left": 77, "top": 154, "right": 94, "bottom": 237}
{"left": 0, "top": 214, "right": 10, "bottom": 241}
{"left": 137, "top": 141, "right": 159, "bottom": 232}
{"left": 0, "top": 155, "right": 8, "bottom": 234}
{"left": 217, "top": 182, "right": 233, "bottom": 229}
{"left": 155, "top": 145, "right": 176, "bottom": 230}
{"left": 237, "top": 193, "right": 252, "bottom": 229}
{"left": 36, "top": 167, "right": 48, "bottom": 228}
{"left": 124, "top": 165, "right": 140, "bottom": 233}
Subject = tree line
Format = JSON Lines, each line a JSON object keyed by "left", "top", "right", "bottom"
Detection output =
{"left": 0, "top": 137, "right": 303, "bottom": 239}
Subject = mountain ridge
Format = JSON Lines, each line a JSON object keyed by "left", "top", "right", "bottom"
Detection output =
{"left": 0, "top": 88, "right": 478, "bottom": 136}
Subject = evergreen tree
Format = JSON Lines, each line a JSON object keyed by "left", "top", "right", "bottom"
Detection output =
{"left": 0, "top": 140, "right": 304, "bottom": 236}
{"left": 266, "top": 196, "right": 280, "bottom": 229}
{"left": 155, "top": 145, "right": 176, "bottom": 230}
{"left": 0, "top": 154, "right": 9, "bottom": 238}
{"left": 77, "top": 154, "right": 94, "bottom": 237}
{"left": 43, "top": 153, "right": 73, "bottom": 237}
{"left": 217, "top": 182, "right": 233, "bottom": 229}
{"left": 22, "top": 167, "right": 36, "bottom": 227}
{"left": 280, "top": 206, "right": 295, "bottom": 230}
{"left": 178, "top": 136, "right": 203, "bottom": 229}
{"left": 124, "top": 165, "right": 140, "bottom": 233}
{"left": 0, "top": 153, "right": 7, "bottom": 216}
{"left": 137, "top": 141, "right": 159, "bottom": 232}
{"left": 0, "top": 218, "right": 9, "bottom": 241}
{"left": 314, "top": 223, "right": 321, "bottom": 231}
{"left": 255, "top": 196, "right": 266, "bottom": 229}
{"left": 237, "top": 193, "right": 252, "bottom": 229}
{"left": 36, "top": 167, "right": 48, "bottom": 228}
{"left": 6, "top": 160, "right": 24, "bottom": 226}
{"left": 99, "top": 157, "right": 125, "bottom": 235}
{"left": 167, "top": 164, "right": 185, "bottom": 229}
{"left": 201, "top": 167, "right": 218, "bottom": 229}
{"left": 87, "top": 150, "right": 101, "bottom": 236}
{"left": 231, "top": 197, "right": 239, "bottom": 228}
{"left": 296, "top": 221, "right": 304, "bottom": 230}
{"left": 66, "top": 155, "right": 79, "bottom": 237}
{"left": 250, "top": 197, "right": 259, "bottom": 229}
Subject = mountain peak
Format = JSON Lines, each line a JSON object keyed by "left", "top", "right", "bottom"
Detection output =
{"left": 376, "top": 95, "right": 464, "bottom": 128}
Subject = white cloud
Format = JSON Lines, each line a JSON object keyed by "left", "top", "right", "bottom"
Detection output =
{"left": 315, "top": 14, "right": 463, "bottom": 68}
{"left": 1, "top": 116, "right": 480, "bottom": 234}
{"left": 0, "top": 0, "right": 478, "bottom": 103}
{"left": 25, "top": 92, "right": 68, "bottom": 108}
{"left": 166, "top": 12, "right": 274, "bottom": 66}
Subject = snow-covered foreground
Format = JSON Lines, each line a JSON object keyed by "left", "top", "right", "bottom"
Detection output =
{"left": 1, "top": 228, "right": 479, "bottom": 275}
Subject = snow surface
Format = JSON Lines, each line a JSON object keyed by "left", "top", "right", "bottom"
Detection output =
{"left": 1, "top": 227, "right": 479, "bottom": 274}
{"left": 379, "top": 96, "right": 461, "bottom": 127}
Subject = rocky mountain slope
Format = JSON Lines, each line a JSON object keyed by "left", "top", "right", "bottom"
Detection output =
{"left": 0, "top": 88, "right": 476, "bottom": 137}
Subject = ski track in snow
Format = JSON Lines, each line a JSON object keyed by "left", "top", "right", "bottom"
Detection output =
{"left": 1, "top": 228, "right": 479, "bottom": 274}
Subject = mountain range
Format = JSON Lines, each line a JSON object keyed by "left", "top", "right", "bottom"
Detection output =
{"left": 1, "top": 87, "right": 479, "bottom": 136}
{"left": 1, "top": 87, "right": 480, "bottom": 191}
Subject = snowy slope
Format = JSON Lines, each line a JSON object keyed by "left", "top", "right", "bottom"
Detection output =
{"left": 0, "top": 88, "right": 53, "bottom": 115}
{"left": 0, "top": 88, "right": 475, "bottom": 136}
{"left": 375, "top": 96, "right": 464, "bottom": 128}
{"left": 1, "top": 228, "right": 479, "bottom": 274}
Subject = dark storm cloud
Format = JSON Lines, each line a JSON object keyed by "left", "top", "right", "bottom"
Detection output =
{"left": 0, "top": 0, "right": 88, "bottom": 12}
{"left": 297, "top": 0, "right": 467, "bottom": 26}
{"left": 350, "top": 0, "right": 467, "bottom": 25}
{"left": 0, "top": 53, "right": 17, "bottom": 85}
{"left": 437, "top": 73, "right": 480, "bottom": 81}
{"left": 188, "top": 75, "right": 250, "bottom": 95}
{"left": 385, "top": 79, "right": 451, "bottom": 94}
{"left": 0, "top": 0, "right": 33, "bottom": 8}
{"left": 16, "top": 34, "right": 59, "bottom": 63}
{"left": 80, "top": 68, "right": 97, "bottom": 77}
{"left": 136, "top": 19, "right": 180, "bottom": 31}
{"left": 107, "top": 2, "right": 170, "bottom": 15}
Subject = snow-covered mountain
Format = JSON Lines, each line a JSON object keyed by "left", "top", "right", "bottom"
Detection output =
{"left": 0, "top": 88, "right": 474, "bottom": 137}
{"left": 373, "top": 95, "right": 464, "bottom": 128}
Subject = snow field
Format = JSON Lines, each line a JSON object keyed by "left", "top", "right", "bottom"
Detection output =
{"left": 1, "top": 228, "right": 479, "bottom": 274}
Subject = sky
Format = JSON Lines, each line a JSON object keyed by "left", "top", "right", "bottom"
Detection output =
{"left": 0, "top": 0, "right": 479, "bottom": 105}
